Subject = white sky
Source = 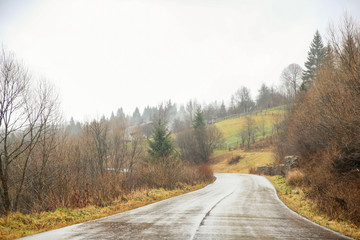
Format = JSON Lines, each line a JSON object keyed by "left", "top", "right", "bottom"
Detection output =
{"left": 0, "top": 0, "right": 359, "bottom": 121}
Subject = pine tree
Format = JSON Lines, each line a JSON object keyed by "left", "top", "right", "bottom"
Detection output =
{"left": 192, "top": 108, "right": 209, "bottom": 163}
{"left": 218, "top": 101, "right": 227, "bottom": 118}
{"left": 116, "top": 107, "right": 125, "bottom": 118}
{"left": 193, "top": 108, "right": 205, "bottom": 129}
{"left": 302, "top": 30, "right": 326, "bottom": 90}
{"left": 132, "top": 107, "right": 142, "bottom": 125}
{"left": 148, "top": 118, "right": 174, "bottom": 161}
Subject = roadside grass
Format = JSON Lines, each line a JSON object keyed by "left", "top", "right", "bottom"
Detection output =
{"left": 0, "top": 183, "right": 209, "bottom": 240}
{"left": 211, "top": 147, "right": 274, "bottom": 173}
{"left": 267, "top": 175, "right": 360, "bottom": 240}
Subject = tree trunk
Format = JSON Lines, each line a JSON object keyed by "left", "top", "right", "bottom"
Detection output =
{"left": 0, "top": 162, "right": 11, "bottom": 213}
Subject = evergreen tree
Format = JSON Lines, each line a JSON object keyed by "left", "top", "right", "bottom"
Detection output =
{"left": 132, "top": 107, "right": 142, "bottom": 125}
{"left": 193, "top": 107, "right": 205, "bottom": 129}
{"left": 142, "top": 106, "right": 152, "bottom": 122}
{"left": 218, "top": 101, "right": 227, "bottom": 118}
{"left": 116, "top": 107, "right": 125, "bottom": 118}
{"left": 192, "top": 108, "right": 209, "bottom": 163}
{"left": 302, "top": 30, "right": 326, "bottom": 90}
{"left": 148, "top": 118, "right": 174, "bottom": 160}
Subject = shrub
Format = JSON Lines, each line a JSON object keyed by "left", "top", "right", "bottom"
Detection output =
{"left": 196, "top": 163, "right": 214, "bottom": 181}
{"left": 285, "top": 169, "right": 304, "bottom": 187}
{"left": 249, "top": 167, "right": 257, "bottom": 174}
{"left": 228, "top": 155, "right": 242, "bottom": 165}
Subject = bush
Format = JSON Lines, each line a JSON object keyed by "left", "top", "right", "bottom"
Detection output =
{"left": 249, "top": 167, "right": 257, "bottom": 174}
{"left": 228, "top": 155, "right": 242, "bottom": 165}
{"left": 196, "top": 163, "right": 214, "bottom": 181}
{"left": 136, "top": 159, "right": 214, "bottom": 190}
{"left": 285, "top": 169, "right": 304, "bottom": 187}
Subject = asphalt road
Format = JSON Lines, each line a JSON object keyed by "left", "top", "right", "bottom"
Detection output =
{"left": 21, "top": 174, "right": 352, "bottom": 239}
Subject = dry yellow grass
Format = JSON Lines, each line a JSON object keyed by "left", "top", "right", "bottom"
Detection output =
{"left": 211, "top": 148, "right": 274, "bottom": 173}
{"left": 267, "top": 176, "right": 360, "bottom": 240}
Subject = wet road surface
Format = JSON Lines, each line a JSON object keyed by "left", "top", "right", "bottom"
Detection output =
{"left": 21, "top": 174, "right": 352, "bottom": 239}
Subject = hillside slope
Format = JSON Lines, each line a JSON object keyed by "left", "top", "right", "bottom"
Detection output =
{"left": 211, "top": 107, "right": 284, "bottom": 173}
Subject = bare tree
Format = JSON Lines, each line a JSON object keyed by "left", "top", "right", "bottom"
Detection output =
{"left": 238, "top": 129, "right": 247, "bottom": 148}
{"left": 233, "top": 86, "right": 254, "bottom": 114}
{"left": 281, "top": 63, "right": 303, "bottom": 100}
{"left": 108, "top": 121, "right": 128, "bottom": 171}
{"left": 185, "top": 100, "right": 199, "bottom": 127}
{"left": 86, "top": 119, "right": 108, "bottom": 177}
{"left": 0, "top": 49, "right": 59, "bottom": 213}
{"left": 243, "top": 116, "right": 257, "bottom": 148}
{"left": 127, "top": 126, "right": 144, "bottom": 174}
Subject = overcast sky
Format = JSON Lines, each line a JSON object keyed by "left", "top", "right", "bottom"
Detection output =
{"left": 0, "top": 0, "right": 359, "bottom": 121}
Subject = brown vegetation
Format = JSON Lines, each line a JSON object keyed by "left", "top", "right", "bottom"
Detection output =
{"left": 275, "top": 17, "right": 360, "bottom": 226}
{"left": 228, "top": 155, "right": 242, "bottom": 165}
{"left": 0, "top": 114, "right": 214, "bottom": 215}
{"left": 285, "top": 169, "right": 305, "bottom": 187}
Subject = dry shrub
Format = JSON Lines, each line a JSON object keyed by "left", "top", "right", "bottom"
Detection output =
{"left": 249, "top": 167, "right": 257, "bottom": 174}
{"left": 305, "top": 164, "right": 360, "bottom": 224}
{"left": 228, "top": 155, "right": 242, "bottom": 165}
{"left": 196, "top": 163, "right": 214, "bottom": 181}
{"left": 286, "top": 169, "right": 305, "bottom": 186}
{"left": 135, "top": 159, "right": 213, "bottom": 190}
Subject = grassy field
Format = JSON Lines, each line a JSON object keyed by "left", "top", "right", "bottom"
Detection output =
{"left": 211, "top": 107, "right": 283, "bottom": 173}
{"left": 215, "top": 107, "right": 285, "bottom": 147}
{"left": 211, "top": 147, "right": 274, "bottom": 173}
{"left": 0, "top": 183, "right": 209, "bottom": 240}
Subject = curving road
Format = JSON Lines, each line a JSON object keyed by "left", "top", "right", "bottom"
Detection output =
{"left": 21, "top": 174, "right": 351, "bottom": 239}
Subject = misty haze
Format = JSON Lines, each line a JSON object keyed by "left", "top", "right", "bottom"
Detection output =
{"left": 0, "top": 0, "right": 359, "bottom": 239}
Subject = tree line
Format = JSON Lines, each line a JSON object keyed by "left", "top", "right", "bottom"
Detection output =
{"left": 69, "top": 81, "right": 288, "bottom": 139}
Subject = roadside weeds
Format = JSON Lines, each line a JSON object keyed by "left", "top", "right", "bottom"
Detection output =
{"left": 267, "top": 175, "right": 360, "bottom": 240}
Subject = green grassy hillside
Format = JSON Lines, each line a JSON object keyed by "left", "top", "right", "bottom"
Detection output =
{"left": 215, "top": 107, "right": 285, "bottom": 148}
{"left": 211, "top": 106, "right": 285, "bottom": 173}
